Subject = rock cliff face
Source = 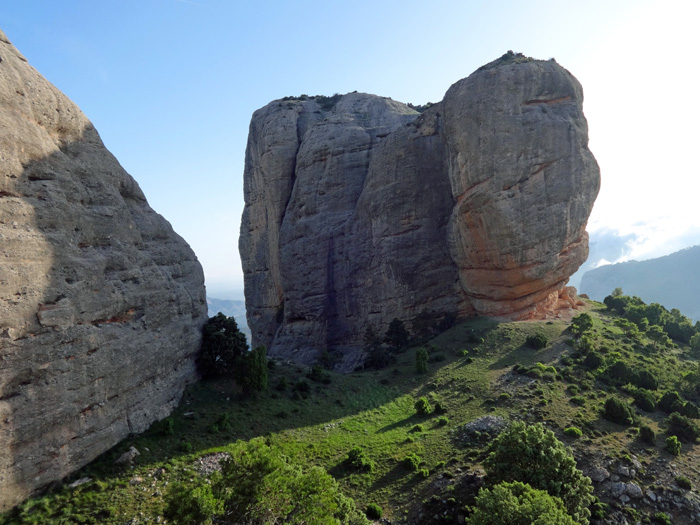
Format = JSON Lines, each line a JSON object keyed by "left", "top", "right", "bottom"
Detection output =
{"left": 0, "top": 30, "right": 207, "bottom": 510}
{"left": 240, "top": 52, "right": 600, "bottom": 370}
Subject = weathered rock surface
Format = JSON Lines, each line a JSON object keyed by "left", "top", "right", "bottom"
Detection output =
{"left": 240, "top": 52, "right": 600, "bottom": 370}
{"left": 0, "top": 30, "right": 207, "bottom": 510}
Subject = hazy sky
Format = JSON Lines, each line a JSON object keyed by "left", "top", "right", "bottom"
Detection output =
{"left": 1, "top": 0, "right": 698, "bottom": 298}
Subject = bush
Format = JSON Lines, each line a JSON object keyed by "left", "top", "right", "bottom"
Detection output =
{"left": 384, "top": 318, "right": 409, "bottom": 351}
{"left": 658, "top": 391, "right": 683, "bottom": 413}
{"left": 404, "top": 453, "right": 422, "bottom": 472}
{"left": 346, "top": 446, "right": 375, "bottom": 473}
{"left": 676, "top": 476, "right": 692, "bottom": 490}
{"left": 197, "top": 313, "right": 248, "bottom": 379}
{"left": 242, "top": 345, "right": 268, "bottom": 394}
{"left": 415, "top": 348, "right": 428, "bottom": 374}
{"left": 414, "top": 396, "right": 432, "bottom": 415}
{"left": 583, "top": 352, "right": 603, "bottom": 369}
{"left": 666, "top": 435, "right": 681, "bottom": 456}
{"left": 211, "top": 438, "right": 369, "bottom": 524}
{"left": 653, "top": 512, "right": 673, "bottom": 525}
{"left": 639, "top": 425, "right": 656, "bottom": 445}
{"left": 682, "top": 401, "right": 700, "bottom": 419}
{"left": 467, "top": 481, "right": 576, "bottom": 525}
{"left": 437, "top": 416, "right": 449, "bottom": 426}
{"left": 634, "top": 389, "right": 657, "bottom": 412}
{"left": 603, "top": 397, "right": 636, "bottom": 426}
{"left": 666, "top": 412, "right": 700, "bottom": 442}
{"left": 525, "top": 333, "right": 548, "bottom": 349}
{"left": 563, "top": 427, "right": 582, "bottom": 438}
{"left": 571, "top": 313, "right": 594, "bottom": 337}
{"left": 165, "top": 479, "right": 223, "bottom": 525}
{"left": 365, "top": 503, "right": 382, "bottom": 520}
{"left": 483, "top": 422, "right": 594, "bottom": 524}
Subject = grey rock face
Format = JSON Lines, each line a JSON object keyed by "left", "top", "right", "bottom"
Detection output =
{"left": 0, "top": 30, "right": 207, "bottom": 510}
{"left": 240, "top": 53, "right": 600, "bottom": 369}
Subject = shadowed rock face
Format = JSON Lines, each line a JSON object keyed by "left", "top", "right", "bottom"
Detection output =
{"left": 0, "top": 30, "right": 207, "bottom": 510}
{"left": 241, "top": 53, "right": 600, "bottom": 370}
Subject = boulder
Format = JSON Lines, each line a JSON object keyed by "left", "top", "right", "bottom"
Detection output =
{"left": 0, "top": 29, "right": 207, "bottom": 510}
{"left": 239, "top": 52, "right": 600, "bottom": 370}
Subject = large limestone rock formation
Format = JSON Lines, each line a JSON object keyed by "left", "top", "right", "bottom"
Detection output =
{"left": 0, "top": 30, "right": 207, "bottom": 510}
{"left": 240, "top": 52, "right": 600, "bottom": 370}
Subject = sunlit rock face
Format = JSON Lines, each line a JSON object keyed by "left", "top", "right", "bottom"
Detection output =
{"left": 0, "top": 29, "right": 207, "bottom": 510}
{"left": 240, "top": 52, "right": 600, "bottom": 371}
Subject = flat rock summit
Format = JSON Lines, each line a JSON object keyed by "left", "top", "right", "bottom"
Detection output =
{"left": 0, "top": 30, "right": 207, "bottom": 509}
{"left": 240, "top": 52, "right": 600, "bottom": 370}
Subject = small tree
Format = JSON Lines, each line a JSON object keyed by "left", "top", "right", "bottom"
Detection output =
{"left": 690, "top": 333, "right": 700, "bottom": 352}
{"left": 415, "top": 348, "right": 428, "bottom": 374}
{"left": 198, "top": 313, "right": 248, "bottom": 379}
{"left": 414, "top": 396, "right": 432, "bottom": 415}
{"left": 570, "top": 313, "right": 594, "bottom": 337}
{"left": 242, "top": 345, "right": 268, "bottom": 394}
{"left": 467, "top": 481, "right": 576, "bottom": 525}
{"left": 384, "top": 318, "right": 409, "bottom": 351}
{"left": 483, "top": 422, "right": 594, "bottom": 524}
{"left": 647, "top": 325, "right": 670, "bottom": 349}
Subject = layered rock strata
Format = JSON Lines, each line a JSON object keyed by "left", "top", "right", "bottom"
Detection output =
{"left": 240, "top": 52, "right": 600, "bottom": 370}
{"left": 0, "top": 30, "right": 207, "bottom": 510}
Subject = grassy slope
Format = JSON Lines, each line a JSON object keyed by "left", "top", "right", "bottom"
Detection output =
{"left": 3, "top": 301, "right": 700, "bottom": 524}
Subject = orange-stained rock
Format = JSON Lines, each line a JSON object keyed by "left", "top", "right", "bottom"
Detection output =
{"left": 240, "top": 52, "right": 600, "bottom": 370}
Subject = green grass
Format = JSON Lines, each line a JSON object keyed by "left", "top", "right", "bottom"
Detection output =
{"left": 4, "top": 300, "right": 700, "bottom": 524}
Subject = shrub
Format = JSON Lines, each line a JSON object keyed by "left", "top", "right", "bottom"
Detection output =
{"left": 659, "top": 391, "right": 683, "bottom": 413}
{"left": 346, "top": 446, "right": 375, "bottom": 473}
{"left": 242, "top": 345, "right": 268, "bottom": 394}
{"left": 636, "top": 369, "right": 659, "bottom": 390}
{"left": 634, "top": 389, "right": 657, "bottom": 412}
{"left": 639, "top": 425, "right": 656, "bottom": 445}
{"left": 583, "top": 352, "right": 603, "bottom": 369}
{"left": 653, "top": 512, "right": 673, "bottom": 525}
{"left": 571, "top": 313, "right": 594, "bottom": 337}
{"left": 411, "top": 424, "right": 424, "bottom": 433}
{"left": 415, "top": 348, "right": 428, "bottom": 374}
{"left": 666, "top": 435, "right": 681, "bottom": 456}
{"left": 437, "top": 416, "right": 449, "bottom": 426}
{"left": 564, "top": 427, "right": 582, "bottom": 438}
{"left": 666, "top": 412, "right": 700, "bottom": 442}
{"left": 403, "top": 453, "right": 422, "bottom": 472}
{"left": 414, "top": 396, "right": 432, "bottom": 415}
{"left": 682, "top": 401, "right": 700, "bottom": 419}
{"left": 483, "top": 422, "right": 594, "bottom": 524}
{"left": 365, "top": 503, "right": 382, "bottom": 520}
{"left": 418, "top": 468, "right": 430, "bottom": 478}
{"left": 676, "top": 476, "right": 692, "bottom": 490}
{"left": 307, "top": 364, "right": 331, "bottom": 384}
{"left": 525, "top": 333, "right": 548, "bottom": 350}
{"left": 603, "top": 397, "right": 635, "bottom": 426}
{"left": 165, "top": 479, "right": 223, "bottom": 525}
{"left": 384, "top": 318, "right": 409, "bottom": 351}
{"left": 570, "top": 396, "right": 586, "bottom": 406}
{"left": 213, "top": 438, "right": 369, "bottom": 524}
{"left": 466, "top": 481, "right": 576, "bottom": 525}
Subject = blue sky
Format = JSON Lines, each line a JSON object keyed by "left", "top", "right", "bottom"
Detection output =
{"left": 1, "top": 0, "right": 698, "bottom": 298}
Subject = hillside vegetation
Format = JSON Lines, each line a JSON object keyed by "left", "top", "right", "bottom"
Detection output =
{"left": 4, "top": 295, "right": 700, "bottom": 524}
{"left": 581, "top": 244, "right": 700, "bottom": 321}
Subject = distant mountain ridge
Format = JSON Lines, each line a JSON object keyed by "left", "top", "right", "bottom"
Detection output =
{"left": 206, "top": 297, "right": 250, "bottom": 342}
{"left": 580, "top": 245, "right": 700, "bottom": 321}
